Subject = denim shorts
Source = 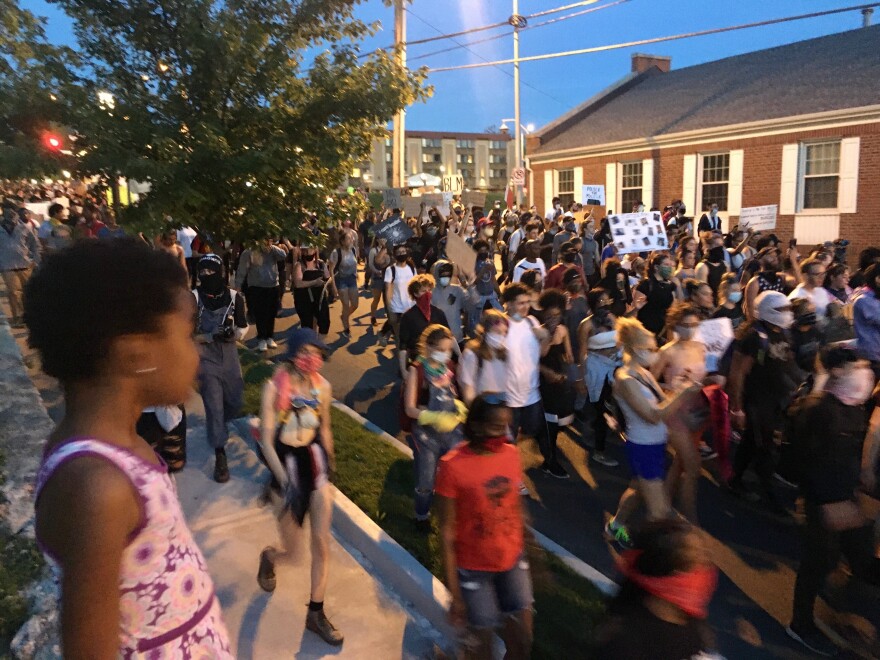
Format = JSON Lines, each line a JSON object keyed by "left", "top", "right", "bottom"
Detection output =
{"left": 371, "top": 275, "right": 385, "bottom": 291}
{"left": 458, "top": 555, "right": 533, "bottom": 629}
{"left": 336, "top": 273, "right": 358, "bottom": 290}
{"left": 625, "top": 441, "right": 667, "bottom": 481}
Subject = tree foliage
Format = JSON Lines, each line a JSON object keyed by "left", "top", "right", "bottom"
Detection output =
{"left": 48, "top": 0, "right": 430, "bottom": 241}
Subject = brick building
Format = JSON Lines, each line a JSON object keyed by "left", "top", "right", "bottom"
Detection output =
{"left": 526, "top": 24, "right": 880, "bottom": 260}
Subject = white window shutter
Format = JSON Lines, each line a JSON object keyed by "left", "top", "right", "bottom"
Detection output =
{"left": 641, "top": 158, "right": 654, "bottom": 209}
{"left": 780, "top": 144, "right": 799, "bottom": 215}
{"left": 605, "top": 162, "right": 617, "bottom": 213}
{"left": 727, "top": 149, "right": 744, "bottom": 215}
{"left": 544, "top": 170, "right": 553, "bottom": 207}
{"left": 838, "top": 137, "right": 860, "bottom": 213}
{"left": 682, "top": 154, "right": 697, "bottom": 217}
{"left": 573, "top": 167, "right": 584, "bottom": 203}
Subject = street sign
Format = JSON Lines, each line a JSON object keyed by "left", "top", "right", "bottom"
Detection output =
{"left": 511, "top": 167, "right": 526, "bottom": 186}
{"left": 442, "top": 175, "right": 464, "bottom": 194}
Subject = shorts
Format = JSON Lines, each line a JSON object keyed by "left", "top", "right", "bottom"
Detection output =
{"left": 371, "top": 275, "right": 386, "bottom": 292}
{"left": 458, "top": 555, "right": 533, "bottom": 629}
{"left": 336, "top": 273, "right": 358, "bottom": 290}
{"left": 625, "top": 442, "right": 666, "bottom": 481}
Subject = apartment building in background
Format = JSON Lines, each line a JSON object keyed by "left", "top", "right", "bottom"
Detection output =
{"left": 347, "top": 130, "right": 517, "bottom": 192}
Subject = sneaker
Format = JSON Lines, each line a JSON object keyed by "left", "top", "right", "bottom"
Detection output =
{"left": 378, "top": 334, "right": 388, "bottom": 347}
{"left": 213, "top": 450, "right": 230, "bottom": 483}
{"left": 592, "top": 452, "right": 619, "bottom": 467}
{"left": 785, "top": 622, "right": 837, "bottom": 657}
{"left": 370, "top": 316, "right": 377, "bottom": 326}
{"left": 341, "top": 328, "right": 350, "bottom": 338}
{"left": 773, "top": 472, "right": 799, "bottom": 489}
{"left": 266, "top": 338, "right": 278, "bottom": 349}
{"left": 698, "top": 443, "right": 717, "bottom": 460}
{"left": 306, "top": 609, "right": 344, "bottom": 646}
{"left": 255, "top": 339, "right": 268, "bottom": 352}
{"left": 605, "top": 519, "right": 633, "bottom": 550}
{"left": 257, "top": 548, "right": 276, "bottom": 592}
{"left": 541, "top": 461, "right": 570, "bottom": 479}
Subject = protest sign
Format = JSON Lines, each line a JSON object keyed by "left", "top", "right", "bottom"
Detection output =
{"left": 608, "top": 211, "right": 668, "bottom": 254}
{"left": 581, "top": 185, "right": 606, "bottom": 206}
{"left": 738, "top": 205, "right": 777, "bottom": 231}
{"left": 372, "top": 214, "right": 413, "bottom": 246}
{"left": 446, "top": 230, "right": 477, "bottom": 280}
{"left": 382, "top": 188, "right": 402, "bottom": 210}
{"left": 402, "top": 197, "right": 422, "bottom": 219}
{"left": 461, "top": 190, "right": 486, "bottom": 208}
{"left": 694, "top": 317, "right": 735, "bottom": 372}
{"left": 421, "top": 192, "right": 444, "bottom": 208}
{"left": 24, "top": 202, "right": 51, "bottom": 222}
{"left": 442, "top": 191, "right": 455, "bottom": 207}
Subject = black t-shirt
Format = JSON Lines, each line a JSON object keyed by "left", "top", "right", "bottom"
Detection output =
{"left": 592, "top": 602, "right": 712, "bottom": 660}
{"left": 711, "top": 303, "right": 743, "bottom": 330}
{"left": 636, "top": 277, "right": 676, "bottom": 335}
{"left": 735, "top": 322, "right": 797, "bottom": 407}
{"left": 398, "top": 305, "right": 449, "bottom": 355}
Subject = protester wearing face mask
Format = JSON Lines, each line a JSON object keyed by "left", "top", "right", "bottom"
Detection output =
{"left": 599, "top": 258, "right": 632, "bottom": 319}
{"left": 712, "top": 272, "right": 744, "bottom": 329}
{"left": 632, "top": 253, "right": 680, "bottom": 337}
{"left": 744, "top": 246, "right": 800, "bottom": 321}
{"left": 545, "top": 243, "right": 587, "bottom": 292}
{"left": 498, "top": 212, "right": 518, "bottom": 283}
{"left": 594, "top": 520, "right": 720, "bottom": 660}
{"left": 695, "top": 235, "right": 729, "bottom": 304}
{"left": 398, "top": 274, "right": 452, "bottom": 379}
{"left": 293, "top": 245, "right": 333, "bottom": 340}
{"left": 459, "top": 310, "right": 509, "bottom": 405}
{"left": 697, "top": 202, "right": 722, "bottom": 234}
{"left": 727, "top": 291, "right": 798, "bottom": 511}
{"left": 786, "top": 347, "right": 880, "bottom": 656}
{"left": 605, "top": 318, "right": 701, "bottom": 548}
{"left": 383, "top": 244, "right": 417, "bottom": 350}
{"left": 551, "top": 218, "right": 577, "bottom": 265}
{"left": 467, "top": 239, "right": 503, "bottom": 336}
{"left": 431, "top": 261, "right": 467, "bottom": 346}
{"left": 538, "top": 290, "right": 576, "bottom": 475}
{"left": 404, "top": 325, "right": 467, "bottom": 529}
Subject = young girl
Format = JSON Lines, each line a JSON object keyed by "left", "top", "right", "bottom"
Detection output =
{"left": 436, "top": 395, "right": 533, "bottom": 660}
{"left": 538, "top": 289, "right": 575, "bottom": 473}
{"left": 26, "top": 238, "right": 231, "bottom": 657}
{"left": 256, "top": 328, "right": 343, "bottom": 646}
{"left": 458, "top": 309, "right": 509, "bottom": 405}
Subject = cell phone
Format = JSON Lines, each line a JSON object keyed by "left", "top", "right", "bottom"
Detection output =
{"left": 789, "top": 238, "right": 797, "bottom": 248}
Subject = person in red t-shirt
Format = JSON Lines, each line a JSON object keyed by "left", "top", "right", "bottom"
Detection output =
{"left": 544, "top": 242, "right": 587, "bottom": 292}
{"left": 435, "top": 394, "right": 533, "bottom": 659}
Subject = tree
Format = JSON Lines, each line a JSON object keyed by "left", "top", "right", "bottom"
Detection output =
{"left": 50, "top": 0, "right": 430, "bottom": 241}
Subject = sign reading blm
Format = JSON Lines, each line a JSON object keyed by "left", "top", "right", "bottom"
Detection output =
{"left": 442, "top": 175, "right": 464, "bottom": 194}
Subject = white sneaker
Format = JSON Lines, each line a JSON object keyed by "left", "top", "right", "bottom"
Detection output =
{"left": 266, "top": 338, "right": 278, "bottom": 349}
{"left": 256, "top": 340, "right": 268, "bottom": 352}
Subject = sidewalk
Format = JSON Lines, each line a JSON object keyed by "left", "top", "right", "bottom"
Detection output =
{"left": 0, "top": 282, "right": 442, "bottom": 660}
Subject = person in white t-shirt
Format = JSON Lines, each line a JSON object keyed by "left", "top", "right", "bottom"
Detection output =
{"left": 458, "top": 309, "right": 509, "bottom": 405}
{"left": 788, "top": 257, "right": 837, "bottom": 325}
{"left": 502, "top": 283, "right": 568, "bottom": 479}
{"left": 177, "top": 225, "right": 199, "bottom": 287}
{"left": 383, "top": 244, "right": 416, "bottom": 347}
{"left": 512, "top": 240, "right": 546, "bottom": 283}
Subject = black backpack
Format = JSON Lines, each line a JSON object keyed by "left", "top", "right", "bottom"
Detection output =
{"left": 775, "top": 378, "right": 818, "bottom": 486}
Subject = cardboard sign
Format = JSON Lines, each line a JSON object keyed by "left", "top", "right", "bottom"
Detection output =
{"left": 442, "top": 175, "right": 464, "bottom": 194}
{"left": 461, "top": 190, "right": 486, "bottom": 208}
{"left": 694, "top": 317, "right": 735, "bottom": 372}
{"left": 382, "top": 188, "right": 403, "bottom": 210}
{"left": 442, "top": 191, "right": 455, "bottom": 207}
{"left": 608, "top": 212, "right": 668, "bottom": 255}
{"left": 581, "top": 185, "right": 606, "bottom": 206}
{"left": 445, "top": 230, "right": 477, "bottom": 280}
{"left": 24, "top": 202, "right": 51, "bottom": 222}
{"left": 402, "top": 197, "right": 422, "bottom": 219}
{"left": 421, "top": 192, "right": 444, "bottom": 208}
{"left": 738, "top": 205, "right": 777, "bottom": 231}
{"left": 372, "top": 214, "right": 414, "bottom": 246}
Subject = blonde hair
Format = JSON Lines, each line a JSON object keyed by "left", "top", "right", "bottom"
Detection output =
{"left": 718, "top": 272, "right": 739, "bottom": 304}
{"left": 616, "top": 316, "right": 654, "bottom": 354}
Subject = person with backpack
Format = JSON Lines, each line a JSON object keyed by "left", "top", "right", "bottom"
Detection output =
{"left": 726, "top": 291, "right": 799, "bottom": 511}
{"left": 383, "top": 244, "right": 417, "bottom": 349}
{"left": 605, "top": 317, "right": 701, "bottom": 548}
{"left": 256, "top": 328, "right": 344, "bottom": 647}
{"left": 403, "top": 324, "right": 467, "bottom": 530}
{"left": 786, "top": 346, "right": 880, "bottom": 657}
{"left": 194, "top": 254, "right": 249, "bottom": 482}
{"left": 235, "top": 239, "right": 288, "bottom": 352}
{"left": 292, "top": 245, "right": 334, "bottom": 340}
{"left": 458, "top": 309, "right": 509, "bottom": 405}
{"left": 328, "top": 229, "right": 360, "bottom": 337}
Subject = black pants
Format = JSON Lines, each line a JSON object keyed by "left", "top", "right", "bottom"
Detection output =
{"left": 792, "top": 500, "right": 880, "bottom": 627}
{"left": 733, "top": 403, "right": 778, "bottom": 497}
{"left": 294, "top": 288, "right": 330, "bottom": 334}
{"left": 186, "top": 256, "right": 199, "bottom": 289}
{"left": 585, "top": 381, "right": 613, "bottom": 452}
{"left": 248, "top": 285, "right": 279, "bottom": 340}
{"left": 136, "top": 406, "right": 187, "bottom": 472}
{"left": 510, "top": 400, "right": 555, "bottom": 464}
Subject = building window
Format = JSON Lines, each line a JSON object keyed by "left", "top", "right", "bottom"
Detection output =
{"left": 489, "top": 154, "right": 506, "bottom": 164}
{"left": 421, "top": 138, "right": 441, "bottom": 148}
{"left": 421, "top": 153, "right": 440, "bottom": 164}
{"left": 620, "top": 161, "right": 643, "bottom": 212}
{"left": 457, "top": 153, "right": 474, "bottom": 164}
{"left": 456, "top": 139, "right": 475, "bottom": 149}
{"left": 490, "top": 140, "right": 507, "bottom": 150}
{"left": 801, "top": 141, "right": 840, "bottom": 210}
{"left": 490, "top": 169, "right": 507, "bottom": 179}
{"left": 701, "top": 153, "right": 730, "bottom": 212}
{"left": 385, "top": 152, "right": 392, "bottom": 162}
{"left": 557, "top": 168, "right": 575, "bottom": 207}
{"left": 459, "top": 169, "right": 471, "bottom": 181}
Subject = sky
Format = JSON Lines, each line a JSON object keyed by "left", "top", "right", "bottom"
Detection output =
{"left": 21, "top": 0, "right": 873, "bottom": 133}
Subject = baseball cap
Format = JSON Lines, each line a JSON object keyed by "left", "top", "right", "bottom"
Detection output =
{"left": 285, "top": 327, "right": 328, "bottom": 360}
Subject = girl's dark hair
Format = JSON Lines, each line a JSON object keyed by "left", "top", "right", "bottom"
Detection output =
{"left": 683, "top": 278, "right": 707, "bottom": 299}
{"left": 649, "top": 250, "right": 672, "bottom": 273}
{"left": 24, "top": 238, "right": 189, "bottom": 382}
{"left": 824, "top": 262, "right": 848, "bottom": 288}
{"left": 587, "top": 286, "right": 610, "bottom": 311}
{"left": 539, "top": 288, "right": 567, "bottom": 312}
{"left": 520, "top": 269, "right": 542, "bottom": 291}
{"left": 666, "top": 301, "right": 701, "bottom": 328}
{"left": 463, "top": 394, "right": 508, "bottom": 445}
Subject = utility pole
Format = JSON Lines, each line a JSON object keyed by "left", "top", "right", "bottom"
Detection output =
{"left": 510, "top": 2, "right": 526, "bottom": 206}
{"left": 392, "top": 0, "right": 406, "bottom": 190}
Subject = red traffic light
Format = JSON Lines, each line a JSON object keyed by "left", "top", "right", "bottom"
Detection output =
{"left": 44, "top": 134, "right": 62, "bottom": 150}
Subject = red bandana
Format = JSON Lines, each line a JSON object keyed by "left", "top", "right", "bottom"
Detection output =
{"left": 416, "top": 291, "right": 432, "bottom": 320}
{"left": 617, "top": 550, "right": 718, "bottom": 619}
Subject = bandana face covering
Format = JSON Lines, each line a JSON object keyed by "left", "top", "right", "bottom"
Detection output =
{"left": 482, "top": 435, "right": 510, "bottom": 452}
{"left": 827, "top": 366, "right": 874, "bottom": 406}
{"left": 293, "top": 354, "right": 324, "bottom": 375}
{"left": 416, "top": 291, "right": 432, "bottom": 320}
{"left": 618, "top": 550, "right": 718, "bottom": 619}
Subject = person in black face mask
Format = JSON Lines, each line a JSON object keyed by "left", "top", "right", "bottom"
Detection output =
{"left": 194, "top": 254, "right": 249, "bottom": 482}
{"left": 790, "top": 298, "right": 821, "bottom": 376}
{"left": 546, "top": 243, "right": 587, "bottom": 291}
{"left": 465, "top": 239, "right": 503, "bottom": 336}
{"left": 695, "top": 234, "right": 729, "bottom": 304}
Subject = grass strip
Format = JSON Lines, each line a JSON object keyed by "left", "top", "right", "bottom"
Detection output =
{"left": 240, "top": 350, "right": 606, "bottom": 658}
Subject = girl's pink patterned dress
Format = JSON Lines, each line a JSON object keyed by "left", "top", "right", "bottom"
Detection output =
{"left": 35, "top": 438, "right": 233, "bottom": 659}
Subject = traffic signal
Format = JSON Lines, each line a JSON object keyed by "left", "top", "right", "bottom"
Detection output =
{"left": 44, "top": 133, "right": 62, "bottom": 151}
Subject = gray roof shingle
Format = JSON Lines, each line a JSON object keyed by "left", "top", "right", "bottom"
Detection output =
{"left": 534, "top": 24, "right": 880, "bottom": 155}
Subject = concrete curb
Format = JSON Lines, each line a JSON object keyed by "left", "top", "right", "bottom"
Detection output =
{"left": 330, "top": 401, "right": 619, "bottom": 596}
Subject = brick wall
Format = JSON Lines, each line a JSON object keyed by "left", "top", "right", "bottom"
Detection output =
{"left": 529, "top": 122, "right": 880, "bottom": 264}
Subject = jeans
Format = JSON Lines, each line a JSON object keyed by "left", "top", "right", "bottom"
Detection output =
{"left": 248, "top": 285, "right": 279, "bottom": 340}
{"left": 458, "top": 554, "right": 534, "bottom": 629}
{"left": 411, "top": 425, "right": 462, "bottom": 519}
{"left": 510, "top": 401, "right": 555, "bottom": 464}
{"left": 467, "top": 293, "right": 502, "bottom": 335}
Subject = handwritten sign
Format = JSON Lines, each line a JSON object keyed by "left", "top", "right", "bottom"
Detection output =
{"left": 461, "top": 190, "right": 486, "bottom": 208}
{"left": 421, "top": 192, "right": 444, "bottom": 208}
{"left": 581, "top": 184, "right": 606, "bottom": 206}
{"left": 608, "top": 212, "right": 668, "bottom": 255}
{"left": 372, "top": 214, "right": 413, "bottom": 246}
{"left": 694, "top": 317, "right": 735, "bottom": 372}
{"left": 446, "top": 230, "right": 477, "bottom": 280}
{"left": 382, "top": 188, "right": 403, "bottom": 210}
{"left": 738, "top": 205, "right": 777, "bottom": 231}
{"left": 402, "top": 197, "right": 422, "bottom": 219}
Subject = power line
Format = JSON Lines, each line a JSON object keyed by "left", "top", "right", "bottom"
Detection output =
{"left": 426, "top": 2, "right": 880, "bottom": 72}
{"left": 408, "top": 0, "right": 630, "bottom": 65}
